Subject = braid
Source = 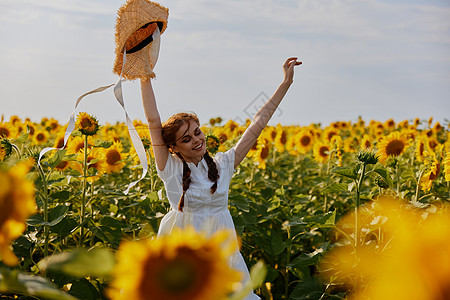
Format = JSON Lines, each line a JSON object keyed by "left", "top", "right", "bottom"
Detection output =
{"left": 203, "top": 151, "right": 220, "bottom": 194}
{"left": 175, "top": 153, "right": 191, "bottom": 212}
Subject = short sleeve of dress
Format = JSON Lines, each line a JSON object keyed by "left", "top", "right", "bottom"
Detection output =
{"left": 156, "top": 153, "right": 179, "bottom": 181}
{"left": 214, "top": 146, "right": 236, "bottom": 177}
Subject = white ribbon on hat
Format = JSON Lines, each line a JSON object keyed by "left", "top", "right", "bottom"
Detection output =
{"left": 38, "top": 26, "right": 161, "bottom": 195}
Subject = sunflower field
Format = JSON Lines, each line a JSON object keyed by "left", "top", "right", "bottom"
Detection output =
{"left": 0, "top": 114, "right": 449, "bottom": 299}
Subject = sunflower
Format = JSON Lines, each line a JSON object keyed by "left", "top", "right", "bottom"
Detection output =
{"left": 322, "top": 127, "right": 339, "bottom": 143}
{"left": 76, "top": 147, "right": 105, "bottom": 182}
{"left": 360, "top": 134, "right": 372, "bottom": 150}
{"left": 0, "top": 139, "right": 13, "bottom": 161}
{"left": 420, "top": 152, "right": 441, "bottom": 192}
{"left": 254, "top": 141, "right": 270, "bottom": 169}
{"left": 296, "top": 129, "right": 314, "bottom": 154}
{"left": 205, "top": 134, "right": 220, "bottom": 154}
{"left": 0, "top": 159, "right": 36, "bottom": 266}
{"left": 313, "top": 141, "right": 330, "bottom": 164}
{"left": 9, "top": 115, "right": 21, "bottom": 125}
{"left": 107, "top": 227, "right": 241, "bottom": 300}
{"left": 52, "top": 134, "right": 66, "bottom": 149}
{"left": 32, "top": 129, "right": 50, "bottom": 145}
{"left": 444, "top": 152, "right": 450, "bottom": 182}
{"left": 332, "top": 135, "right": 344, "bottom": 167}
{"left": 377, "top": 131, "right": 409, "bottom": 162}
{"left": 54, "top": 160, "right": 73, "bottom": 172}
{"left": 67, "top": 136, "right": 92, "bottom": 154}
{"left": 320, "top": 197, "right": 450, "bottom": 300}
{"left": 384, "top": 118, "right": 396, "bottom": 130}
{"left": 75, "top": 112, "right": 99, "bottom": 136}
{"left": 102, "top": 141, "right": 127, "bottom": 174}
{"left": 415, "top": 135, "right": 428, "bottom": 162}
{"left": 274, "top": 124, "right": 288, "bottom": 153}
{"left": 0, "top": 122, "right": 16, "bottom": 139}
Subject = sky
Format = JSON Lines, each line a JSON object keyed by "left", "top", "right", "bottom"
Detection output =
{"left": 1, "top": 0, "right": 449, "bottom": 127}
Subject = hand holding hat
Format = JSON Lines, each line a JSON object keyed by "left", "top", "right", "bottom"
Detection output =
{"left": 113, "top": 0, "right": 168, "bottom": 80}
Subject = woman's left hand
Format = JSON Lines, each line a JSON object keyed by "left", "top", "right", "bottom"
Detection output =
{"left": 283, "top": 57, "right": 302, "bottom": 85}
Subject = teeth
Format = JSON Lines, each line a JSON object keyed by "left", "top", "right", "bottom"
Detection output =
{"left": 193, "top": 143, "right": 202, "bottom": 150}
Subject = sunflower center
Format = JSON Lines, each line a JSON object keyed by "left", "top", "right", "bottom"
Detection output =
{"left": 260, "top": 146, "right": 270, "bottom": 159}
{"left": 271, "top": 131, "right": 277, "bottom": 140}
{"left": 0, "top": 127, "right": 10, "bottom": 138}
{"left": 55, "top": 161, "right": 68, "bottom": 170}
{"left": 327, "top": 132, "right": 337, "bottom": 141}
{"left": 419, "top": 143, "right": 424, "bottom": 156}
{"left": 429, "top": 140, "right": 437, "bottom": 150}
{"left": 280, "top": 131, "right": 287, "bottom": 144}
{"left": 36, "top": 133, "right": 45, "bottom": 142}
{"left": 430, "top": 163, "right": 440, "bottom": 181}
{"left": 386, "top": 140, "right": 405, "bottom": 156}
{"left": 364, "top": 140, "right": 371, "bottom": 148}
{"left": 300, "top": 136, "right": 311, "bottom": 146}
{"left": 106, "top": 150, "right": 121, "bottom": 165}
{"left": 0, "top": 175, "right": 13, "bottom": 226}
{"left": 218, "top": 133, "right": 227, "bottom": 143}
{"left": 80, "top": 118, "right": 93, "bottom": 129}
{"left": 56, "top": 138, "right": 65, "bottom": 148}
{"left": 140, "top": 247, "right": 212, "bottom": 299}
{"left": 319, "top": 146, "right": 329, "bottom": 157}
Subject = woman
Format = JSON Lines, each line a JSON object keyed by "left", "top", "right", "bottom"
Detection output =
{"left": 141, "top": 57, "right": 301, "bottom": 299}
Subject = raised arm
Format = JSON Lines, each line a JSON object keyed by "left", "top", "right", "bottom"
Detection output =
{"left": 140, "top": 79, "right": 169, "bottom": 171}
{"left": 234, "top": 57, "right": 302, "bottom": 169}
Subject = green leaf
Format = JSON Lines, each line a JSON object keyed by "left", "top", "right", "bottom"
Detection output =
{"left": 68, "top": 278, "right": 100, "bottom": 300}
{"left": 0, "top": 270, "right": 76, "bottom": 300}
{"left": 310, "top": 211, "right": 336, "bottom": 228}
{"left": 94, "top": 140, "right": 113, "bottom": 148}
{"left": 48, "top": 205, "right": 69, "bottom": 226}
{"left": 48, "top": 150, "right": 67, "bottom": 169}
{"left": 331, "top": 166, "right": 357, "bottom": 180}
{"left": 147, "top": 191, "right": 159, "bottom": 202}
{"left": 14, "top": 133, "right": 29, "bottom": 144}
{"left": 47, "top": 173, "right": 67, "bottom": 185}
{"left": 50, "top": 190, "right": 71, "bottom": 201}
{"left": 287, "top": 243, "right": 329, "bottom": 269}
{"left": 38, "top": 248, "right": 115, "bottom": 278}
{"left": 372, "top": 165, "right": 393, "bottom": 187}
{"left": 270, "top": 233, "right": 286, "bottom": 256}
{"left": 322, "top": 183, "right": 349, "bottom": 194}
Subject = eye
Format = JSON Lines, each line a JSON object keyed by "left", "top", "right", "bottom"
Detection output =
{"left": 194, "top": 129, "right": 201, "bottom": 136}
{"left": 181, "top": 137, "right": 190, "bottom": 143}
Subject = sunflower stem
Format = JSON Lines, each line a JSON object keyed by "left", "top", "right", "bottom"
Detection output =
{"left": 79, "top": 134, "right": 88, "bottom": 247}
{"left": 37, "top": 164, "right": 49, "bottom": 258}
{"left": 284, "top": 226, "right": 291, "bottom": 299}
{"left": 414, "top": 168, "right": 425, "bottom": 202}
{"left": 395, "top": 164, "right": 400, "bottom": 195}
{"left": 355, "top": 162, "right": 366, "bottom": 249}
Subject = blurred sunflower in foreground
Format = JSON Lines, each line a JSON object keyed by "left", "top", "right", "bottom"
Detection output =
{"left": 320, "top": 197, "right": 450, "bottom": 300}
{"left": 107, "top": 227, "right": 241, "bottom": 300}
{"left": 0, "top": 159, "right": 36, "bottom": 266}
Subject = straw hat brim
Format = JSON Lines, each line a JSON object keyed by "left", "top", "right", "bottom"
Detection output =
{"left": 113, "top": 0, "right": 168, "bottom": 80}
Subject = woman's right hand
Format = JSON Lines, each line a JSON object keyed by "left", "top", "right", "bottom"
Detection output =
{"left": 283, "top": 57, "right": 302, "bottom": 85}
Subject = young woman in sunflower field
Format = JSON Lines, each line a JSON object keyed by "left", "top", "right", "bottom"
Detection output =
{"left": 140, "top": 57, "right": 302, "bottom": 299}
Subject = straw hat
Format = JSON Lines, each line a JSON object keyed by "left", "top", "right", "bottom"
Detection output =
{"left": 113, "top": 0, "right": 168, "bottom": 81}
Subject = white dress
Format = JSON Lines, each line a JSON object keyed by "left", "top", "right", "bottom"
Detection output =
{"left": 157, "top": 147, "right": 260, "bottom": 300}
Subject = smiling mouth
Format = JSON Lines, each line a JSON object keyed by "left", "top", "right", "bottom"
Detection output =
{"left": 193, "top": 142, "right": 203, "bottom": 150}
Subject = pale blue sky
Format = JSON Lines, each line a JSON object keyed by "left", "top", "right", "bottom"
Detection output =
{"left": 1, "top": 0, "right": 449, "bottom": 126}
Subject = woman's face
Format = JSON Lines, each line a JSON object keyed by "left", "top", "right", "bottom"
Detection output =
{"left": 172, "top": 119, "right": 206, "bottom": 164}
